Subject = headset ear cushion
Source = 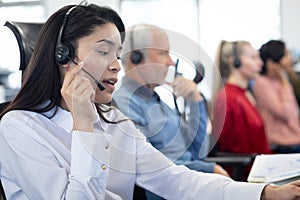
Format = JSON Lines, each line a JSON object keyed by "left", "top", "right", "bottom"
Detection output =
{"left": 130, "top": 50, "right": 143, "bottom": 64}
{"left": 234, "top": 58, "right": 241, "bottom": 68}
{"left": 55, "top": 43, "right": 74, "bottom": 65}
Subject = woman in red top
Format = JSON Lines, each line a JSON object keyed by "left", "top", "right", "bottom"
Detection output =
{"left": 212, "top": 40, "right": 272, "bottom": 179}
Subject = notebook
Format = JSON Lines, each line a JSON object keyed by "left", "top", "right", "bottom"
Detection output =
{"left": 247, "top": 153, "right": 300, "bottom": 183}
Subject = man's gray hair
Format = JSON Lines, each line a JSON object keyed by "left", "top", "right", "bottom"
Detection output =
{"left": 121, "top": 24, "right": 161, "bottom": 68}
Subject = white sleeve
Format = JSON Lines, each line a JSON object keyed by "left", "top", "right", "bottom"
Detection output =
{"left": 135, "top": 136, "right": 266, "bottom": 200}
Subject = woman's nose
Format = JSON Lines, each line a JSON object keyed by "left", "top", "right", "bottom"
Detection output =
{"left": 108, "top": 58, "right": 121, "bottom": 73}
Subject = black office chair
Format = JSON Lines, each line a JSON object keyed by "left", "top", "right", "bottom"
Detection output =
{"left": 205, "top": 134, "right": 256, "bottom": 181}
{"left": 4, "top": 21, "right": 43, "bottom": 72}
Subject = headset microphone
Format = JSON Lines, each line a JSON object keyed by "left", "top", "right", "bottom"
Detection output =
{"left": 67, "top": 56, "right": 106, "bottom": 91}
{"left": 173, "top": 59, "right": 184, "bottom": 117}
{"left": 82, "top": 68, "right": 106, "bottom": 91}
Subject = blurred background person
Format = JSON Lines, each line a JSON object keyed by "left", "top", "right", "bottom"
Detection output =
{"left": 113, "top": 24, "right": 229, "bottom": 200}
{"left": 211, "top": 40, "right": 273, "bottom": 180}
{"left": 251, "top": 40, "right": 300, "bottom": 153}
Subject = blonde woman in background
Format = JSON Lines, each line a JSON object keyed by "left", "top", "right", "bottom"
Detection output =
{"left": 211, "top": 40, "right": 272, "bottom": 180}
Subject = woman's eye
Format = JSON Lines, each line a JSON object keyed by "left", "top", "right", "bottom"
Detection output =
{"left": 97, "top": 51, "right": 109, "bottom": 56}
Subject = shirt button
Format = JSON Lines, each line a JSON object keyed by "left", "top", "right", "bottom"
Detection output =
{"left": 105, "top": 144, "right": 109, "bottom": 149}
{"left": 101, "top": 164, "right": 107, "bottom": 170}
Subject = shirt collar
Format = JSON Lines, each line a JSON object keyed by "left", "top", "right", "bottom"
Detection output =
{"left": 48, "top": 104, "right": 107, "bottom": 133}
{"left": 94, "top": 105, "right": 108, "bottom": 131}
{"left": 226, "top": 83, "right": 247, "bottom": 92}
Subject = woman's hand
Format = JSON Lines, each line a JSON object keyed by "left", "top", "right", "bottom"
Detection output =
{"left": 268, "top": 60, "right": 289, "bottom": 85}
{"left": 61, "top": 62, "right": 96, "bottom": 132}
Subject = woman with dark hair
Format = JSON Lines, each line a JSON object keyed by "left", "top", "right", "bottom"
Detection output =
{"left": 0, "top": 4, "right": 299, "bottom": 200}
{"left": 251, "top": 40, "right": 300, "bottom": 153}
{"left": 259, "top": 40, "right": 300, "bottom": 107}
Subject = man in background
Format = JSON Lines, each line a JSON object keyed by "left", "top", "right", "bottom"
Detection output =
{"left": 113, "top": 24, "right": 229, "bottom": 200}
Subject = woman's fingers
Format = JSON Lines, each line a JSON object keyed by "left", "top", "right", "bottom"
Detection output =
{"left": 61, "top": 63, "right": 83, "bottom": 91}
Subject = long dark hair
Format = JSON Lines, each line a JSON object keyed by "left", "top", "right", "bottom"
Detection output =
{"left": 0, "top": 4, "right": 125, "bottom": 122}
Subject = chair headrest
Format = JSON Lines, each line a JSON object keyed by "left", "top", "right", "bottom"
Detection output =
{"left": 4, "top": 21, "right": 43, "bottom": 71}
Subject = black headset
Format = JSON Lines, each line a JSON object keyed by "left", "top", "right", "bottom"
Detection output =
{"left": 130, "top": 26, "right": 144, "bottom": 64}
{"left": 54, "top": 5, "right": 78, "bottom": 65}
{"left": 54, "top": 2, "right": 107, "bottom": 91}
{"left": 233, "top": 41, "right": 241, "bottom": 68}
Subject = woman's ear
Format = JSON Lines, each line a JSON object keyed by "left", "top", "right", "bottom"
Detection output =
{"left": 61, "top": 63, "right": 71, "bottom": 68}
{"left": 62, "top": 58, "right": 79, "bottom": 68}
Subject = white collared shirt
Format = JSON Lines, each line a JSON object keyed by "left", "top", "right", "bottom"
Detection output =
{"left": 0, "top": 106, "right": 265, "bottom": 200}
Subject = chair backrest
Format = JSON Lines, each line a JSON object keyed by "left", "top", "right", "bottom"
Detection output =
{"left": 4, "top": 21, "right": 44, "bottom": 71}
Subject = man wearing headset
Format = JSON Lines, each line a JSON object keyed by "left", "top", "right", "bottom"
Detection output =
{"left": 113, "top": 24, "right": 229, "bottom": 200}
